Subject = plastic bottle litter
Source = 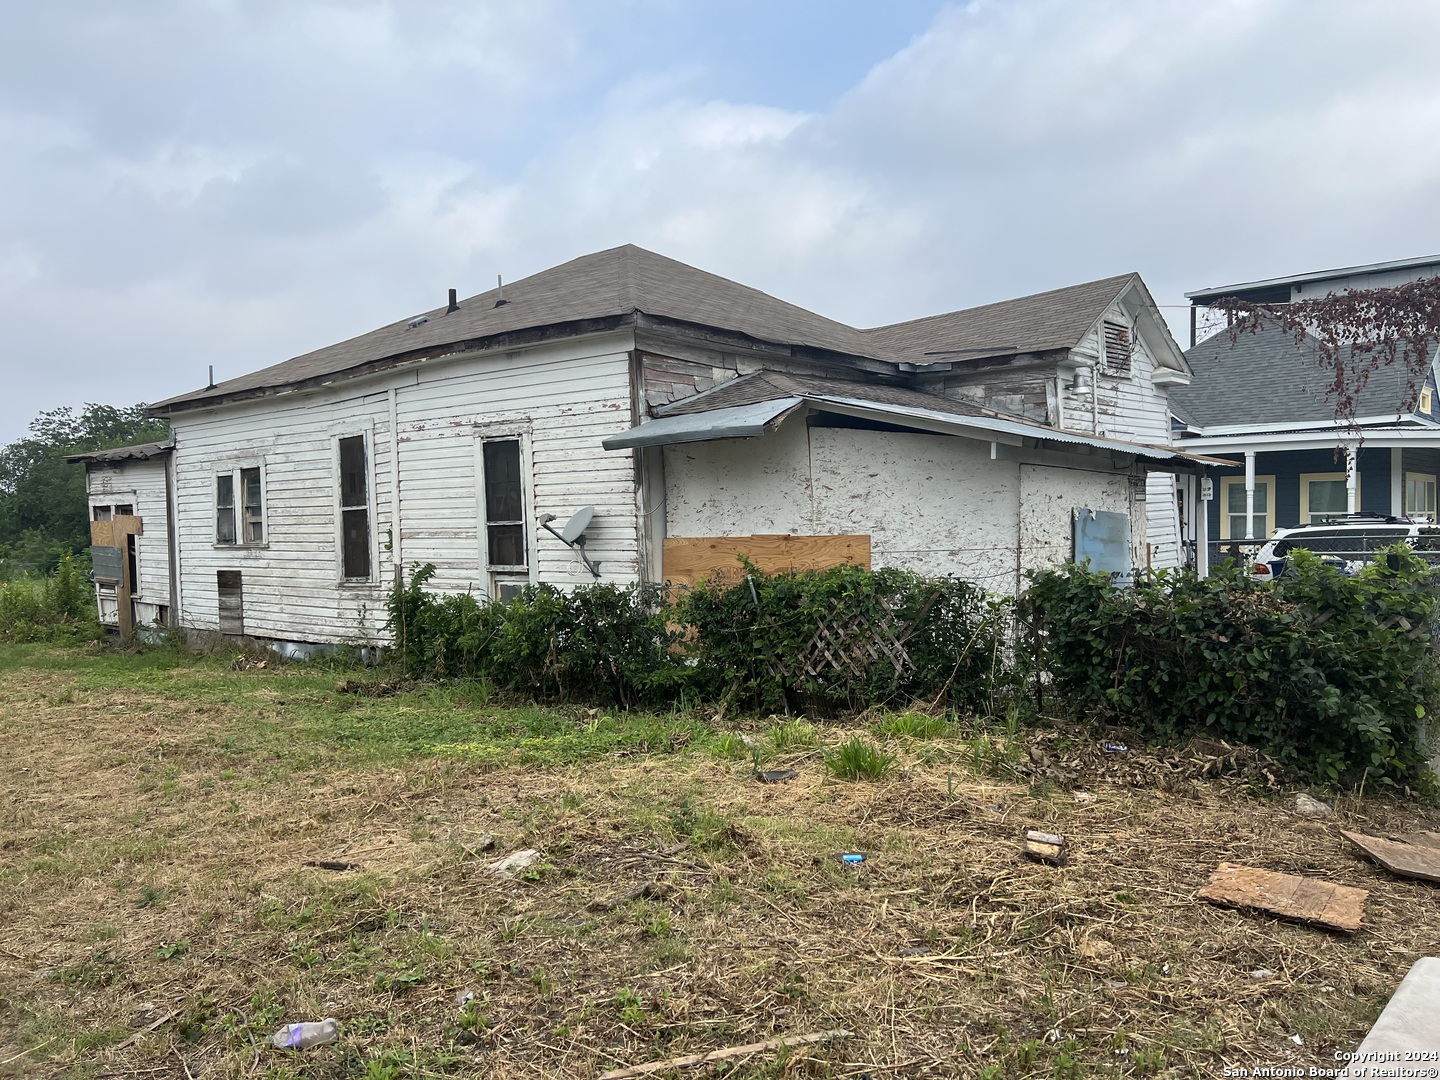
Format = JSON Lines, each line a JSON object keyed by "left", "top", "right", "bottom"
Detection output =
{"left": 271, "top": 1019, "right": 340, "bottom": 1050}
{"left": 840, "top": 852, "right": 865, "bottom": 864}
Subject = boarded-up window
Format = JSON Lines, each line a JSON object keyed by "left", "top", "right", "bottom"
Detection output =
{"left": 241, "top": 467, "right": 263, "bottom": 543}
{"left": 1102, "top": 321, "right": 1132, "bottom": 376}
{"left": 216, "top": 474, "right": 236, "bottom": 544}
{"left": 483, "top": 439, "right": 526, "bottom": 569}
{"left": 339, "top": 435, "right": 370, "bottom": 580}
{"left": 217, "top": 570, "right": 243, "bottom": 634}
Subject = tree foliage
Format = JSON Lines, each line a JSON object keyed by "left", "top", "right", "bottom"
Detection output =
{"left": 0, "top": 403, "right": 169, "bottom": 577}
{"left": 1220, "top": 275, "right": 1440, "bottom": 425}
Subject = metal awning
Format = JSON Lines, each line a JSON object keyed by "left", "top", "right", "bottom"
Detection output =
{"left": 602, "top": 398, "right": 803, "bottom": 450}
{"left": 605, "top": 393, "right": 1226, "bottom": 469}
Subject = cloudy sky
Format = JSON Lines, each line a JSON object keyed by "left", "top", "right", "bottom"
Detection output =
{"left": 3, "top": 0, "right": 1439, "bottom": 444}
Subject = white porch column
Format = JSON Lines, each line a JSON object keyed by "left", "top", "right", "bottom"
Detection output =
{"left": 1345, "top": 444, "right": 1358, "bottom": 514}
{"left": 1244, "top": 451, "right": 1256, "bottom": 540}
{"left": 1196, "top": 469, "right": 1210, "bottom": 578}
{"left": 1392, "top": 447, "right": 1404, "bottom": 517}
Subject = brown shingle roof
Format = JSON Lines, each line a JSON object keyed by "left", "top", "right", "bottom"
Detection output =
{"left": 151, "top": 246, "right": 1143, "bottom": 413}
{"left": 860, "top": 273, "right": 1138, "bottom": 360}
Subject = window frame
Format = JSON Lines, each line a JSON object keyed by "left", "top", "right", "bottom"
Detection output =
{"left": 1405, "top": 471, "right": 1437, "bottom": 521}
{"left": 333, "top": 431, "right": 377, "bottom": 584}
{"left": 1421, "top": 387, "right": 1434, "bottom": 416}
{"left": 213, "top": 462, "right": 267, "bottom": 548}
{"left": 474, "top": 426, "right": 534, "bottom": 597}
{"left": 1299, "top": 471, "right": 1357, "bottom": 525}
{"left": 1219, "top": 475, "right": 1276, "bottom": 541}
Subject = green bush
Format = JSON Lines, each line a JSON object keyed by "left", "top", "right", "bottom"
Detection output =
{"left": 386, "top": 565, "right": 686, "bottom": 707}
{"left": 0, "top": 556, "right": 102, "bottom": 643}
{"left": 676, "top": 562, "right": 1011, "bottom": 714}
{"left": 1021, "top": 546, "right": 1440, "bottom": 788}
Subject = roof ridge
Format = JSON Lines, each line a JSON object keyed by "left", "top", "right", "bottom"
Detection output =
{"left": 862, "top": 272, "right": 1137, "bottom": 335}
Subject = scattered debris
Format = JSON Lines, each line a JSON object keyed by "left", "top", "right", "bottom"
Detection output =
{"left": 1292, "top": 793, "right": 1334, "bottom": 818}
{"left": 455, "top": 989, "right": 475, "bottom": 1006}
{"left": 487, "top": 849, "right": 543, "bottom": 878}
{"left": 1103, "top": 741, "right": 1130, "bottom": 753}
{"left": 987, "top": 804, "right": 1007, "bottom": 815}
{"left": 1249, "top": 968, "right": 1277, "bottom": 980}
{"left": 270, "top": 1019, "right": 340, "bottom": 1050}
{"left": 756, "top": 769, "right": 799, "bottom": 784}
{"left": 596, "top": 1028, "right": 852, "bottom": 1080}
{"left": 302, "top": 860, "right": 360, "bottom": 872}
{"left": 1073, "top": 792, "right": 1095, "bottom": 805}
{"left": 1341, "top": 830, "right": 1440, "bottom": 885}
{"left": 1196, "top": 862, "right": 1367, "bottom": 934}
{"left": 895, "top": 946, "right": 929, "bottom": 957}
{"left": 1288, "top": 1034, "right": 1303, "bottom": 1046}
{"left": 812, "top": 852, "right": 867, "bottom": 866}
{"left": 465, "top": 833, "right": 496, "bottom": 855}
{"left": 587, "top": 881, "right": 672, "bottom": 912}
{"left": 1023, "top": 829, "right": 1067, "bottom": 866}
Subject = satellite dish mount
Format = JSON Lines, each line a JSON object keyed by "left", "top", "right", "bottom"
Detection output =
{"left": 538, "top": 506, "right": 601, "bottom": 578}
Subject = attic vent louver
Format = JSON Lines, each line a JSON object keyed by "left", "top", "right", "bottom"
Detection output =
{"left": 407, "top": 315, "right": 429, "bottom": 330}
{"left": 1102, "top": 321, "right": 1132, "bottom": 376}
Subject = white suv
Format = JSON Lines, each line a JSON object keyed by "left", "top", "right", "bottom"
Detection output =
{"left": 1250, "top": 514, "right": 1440, "bottom": 580}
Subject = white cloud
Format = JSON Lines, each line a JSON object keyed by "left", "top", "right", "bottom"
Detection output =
{"left": 4, "top": 0, "right": 1440, "bottom": 443}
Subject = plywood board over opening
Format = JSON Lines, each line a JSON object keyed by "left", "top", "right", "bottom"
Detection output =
{"left": 662, "top": 534, "right": 870, "bottom": 588}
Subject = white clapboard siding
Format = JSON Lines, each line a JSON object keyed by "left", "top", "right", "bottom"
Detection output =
{"left": 86, "top": 457, "right": 172, "bottom": 611}
{"left": 168, "top": 332, "right": 641, "bottom": 645}
{"left": 394, "top": 340, "right": 639, "bottom": 598}
{"left": 171, "top": 387, "right": 395, "bottom": 644}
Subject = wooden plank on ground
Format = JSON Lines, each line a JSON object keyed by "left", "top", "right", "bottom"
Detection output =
{"left": 1341, "top": 831, "right": 1440, "bottom": 885}
{"left": 1196, "top": 862, "right": 1367, "bottom": 933}
{"left": 662, "top": 534, "right": 870, "bottom": 588}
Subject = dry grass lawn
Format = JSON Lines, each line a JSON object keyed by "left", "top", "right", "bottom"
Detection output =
{"left": 1, "top": 642, "right": 1437, "bottom": 1079}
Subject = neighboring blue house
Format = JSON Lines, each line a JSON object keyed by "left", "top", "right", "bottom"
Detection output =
{"left": 1171, "top": 255, "right": 1440, "bottom": 571}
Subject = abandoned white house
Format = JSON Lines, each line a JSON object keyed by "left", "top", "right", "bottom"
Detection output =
{"left": 73, "top": 244, "right": 1209, "bottom": 647}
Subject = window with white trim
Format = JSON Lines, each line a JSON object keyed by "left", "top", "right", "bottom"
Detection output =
{"left": 1299, "top": 471, "right": 1354, "bottom": 524}
{"left": 482, "top": 438, "right": 527, "bottom": 571}
{"left": 216, "top": 466, "right": 264, "bottom": 545}
{"left": 1220, "top": 475, "right": 1275, "bottom": 540}
{"left": 338, "top": 435, "right": 371, "bottom": 580}
{"left": 1405, "top": 472, "right": 1437, "bottom": 521}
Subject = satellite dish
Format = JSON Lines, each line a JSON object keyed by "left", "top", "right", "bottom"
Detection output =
{"left": 560, "top": 505, "right": 595, "bottom": 544}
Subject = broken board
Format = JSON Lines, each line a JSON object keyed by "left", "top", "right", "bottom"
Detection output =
{"left": 1341, "top": 830, "right": 1440, "bottom": 885}
{"left": 1196, "top": 862, "right": 1367, "bottom": 933}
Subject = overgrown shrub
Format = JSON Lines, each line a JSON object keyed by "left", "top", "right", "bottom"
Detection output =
{"left": 1022, "top": 546, "right": 1440, "bottom": 788}
{"left": 0, "top": 556, "right": 102, "bottom": 643}
{"left": 676, "top": 562, "right": 1012, "bottom": 714}
{"left": 386, "top": 565, "right": 686, "bottom": 707}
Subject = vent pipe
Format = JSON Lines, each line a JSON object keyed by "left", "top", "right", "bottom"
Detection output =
{"left": 494, "top": 274, "right": 508, "bottom": 308}
{"left": 207, "top": 364, "right": 215, "bottom": 390}
{"left": 447, "top": 288, "right": 458, "bottom": 314}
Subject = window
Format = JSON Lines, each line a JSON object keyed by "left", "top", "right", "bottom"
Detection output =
{"left": 93, "top": 505, "right": 113, "bottom": 521}
{"left": 241, "top": 468, "right": 262, "bottom": 543}
{"left": 1220, "top": 476, "right": 1275, "bottom": 540}
{"left": 1421, "top": 387, "right": 1434, "bottom": 415}
{"left": 1300, "top": 472, "right": 1356, "bottom": 524}
{"left": 1406, "top": 472, "right": 1437, "bottom": 520}
{"left": 482, "top": 438, "right": 527, "bottom": 570}
{"left": 338, "top": 435, "right": 371, "bottom": 580}
{"left": 216, "top": 474, "right": 235, "bottom": 543}
{"left": 1102, "top": 320, "right": 1133, "bottom": 376}
{"left": 216, "top": 467, "right": 264, "bottom": 545}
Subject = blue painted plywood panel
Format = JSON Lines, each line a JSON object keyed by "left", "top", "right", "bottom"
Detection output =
{"left": 1074, "top": 508, "right": 1131, "bottom": 580}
